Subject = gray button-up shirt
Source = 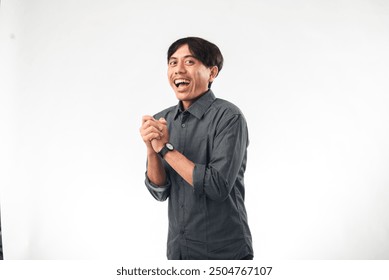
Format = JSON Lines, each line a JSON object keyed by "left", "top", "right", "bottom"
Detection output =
{"left": 145, "top": 90, "right": 253, "bottom": 260}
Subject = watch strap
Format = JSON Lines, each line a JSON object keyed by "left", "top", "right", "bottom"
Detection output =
{"left": 158, "top": 145, "right": 170, "bottom": 159}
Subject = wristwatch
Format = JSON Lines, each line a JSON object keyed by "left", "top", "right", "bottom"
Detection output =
{"left": 158, "top": 142, "right": 174, "bottom": 159}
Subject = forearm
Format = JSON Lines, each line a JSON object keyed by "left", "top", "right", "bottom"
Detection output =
{"left": 147, "top": 149, "right": 167, "bottom": 186}
{"left": 163, "top": 149, "right": 195, "bottom": 187}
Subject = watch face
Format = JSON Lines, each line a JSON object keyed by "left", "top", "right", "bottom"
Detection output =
{"left": 166, "top": 143, "right": 174, "bottom": 150}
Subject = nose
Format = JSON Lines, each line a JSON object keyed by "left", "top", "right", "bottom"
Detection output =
{"left": 175, "top": 61, "right": 186, "bottom": 75}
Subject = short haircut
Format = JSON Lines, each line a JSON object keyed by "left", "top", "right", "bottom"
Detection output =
{"left": 167, "top": 37, "right": 224, "bottom": 88}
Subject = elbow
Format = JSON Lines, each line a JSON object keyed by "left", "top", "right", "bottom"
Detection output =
{"left": 205, "top": 179, "right": 231, "bottom": 202}
{"left": 148, "top": 187, "right": 170, "bottom": 202}
{"left": 195, "top": 165, "right": 233, "bottom": 202}
{"left": 144, "top": 175, "right": 170, "bottom": 202}
{"left": 154, "top": 192, "right": 169, "bottom": 202}
{"left": 209, "top": 192, "right": 229, "bottom": 202}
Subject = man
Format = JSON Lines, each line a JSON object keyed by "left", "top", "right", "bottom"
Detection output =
{"left": 139, "top": 37, "right": 253, "bottom": 260}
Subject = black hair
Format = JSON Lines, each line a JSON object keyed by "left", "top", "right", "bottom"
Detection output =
{"left": 167, "top": 37, "right": 224, "bottom": 88}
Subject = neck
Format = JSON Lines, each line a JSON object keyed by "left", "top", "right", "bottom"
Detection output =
{"left": 181, "top": 89, "right": 210, "bottom": 110}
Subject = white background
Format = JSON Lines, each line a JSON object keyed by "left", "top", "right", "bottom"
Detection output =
{"left": 1, "top": 0, "right": 388, "bottom": 260}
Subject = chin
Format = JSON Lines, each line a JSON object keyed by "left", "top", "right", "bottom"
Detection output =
{"left": 174, "top": 91, "right": 190, "bottom": 99}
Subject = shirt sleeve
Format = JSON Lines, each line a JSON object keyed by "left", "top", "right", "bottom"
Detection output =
{"left": 193, "top": 113, "right": 248, "bottom": 202}
{"left": 144, "top": 172, "right": 171, "bottom": 201}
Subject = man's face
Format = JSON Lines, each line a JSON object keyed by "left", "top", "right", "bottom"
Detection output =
{"left": 167, "top": 44, "right": 217, "bottom": 110}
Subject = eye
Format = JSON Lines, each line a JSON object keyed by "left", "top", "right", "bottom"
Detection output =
{"left": 185, "top": 59, "right": 194, "bottom": 65}
{"left": 168, "top": 60, "right": 177, "bottom": 66}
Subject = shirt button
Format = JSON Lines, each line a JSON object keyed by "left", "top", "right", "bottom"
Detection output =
{"left": 180, "top": 230, "right": 185, "bottom": 235}
{"left": 181, "top": 123, "right": 186, "bottom": 128}
{"left": 180, "top": 204, "right": 184, "bottom": 208}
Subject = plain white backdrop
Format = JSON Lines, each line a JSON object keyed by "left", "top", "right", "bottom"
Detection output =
{"left": 1, "top": 0, "right": 389, "bottom": 260}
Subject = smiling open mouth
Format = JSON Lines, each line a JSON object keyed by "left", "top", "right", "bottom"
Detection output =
{"left": 174, "top": 79, "right": 190, "bottom": 88}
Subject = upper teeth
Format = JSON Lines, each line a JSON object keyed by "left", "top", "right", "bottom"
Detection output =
{"left": 174, "top": 79, "right": 190, "bottom": 85}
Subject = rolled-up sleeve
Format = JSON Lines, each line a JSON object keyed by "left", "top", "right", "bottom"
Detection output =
{"left": 145, "top": 172, "right": 171, "bottom": 201}
{"left": 193, "top": 114, "right": 248, "bottom": 202}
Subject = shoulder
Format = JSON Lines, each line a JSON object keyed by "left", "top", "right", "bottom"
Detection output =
{"left": 210, "top": 98, "right": 245, "bottom": 118}
{"left": 207, "top": 97, "right": 248, "bottom": 133}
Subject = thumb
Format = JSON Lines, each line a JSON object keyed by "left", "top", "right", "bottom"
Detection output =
{"left": 159, "top": 117, "right": 167, "bottom": 124}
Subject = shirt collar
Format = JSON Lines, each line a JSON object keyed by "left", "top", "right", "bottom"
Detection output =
{"left": 173, "top": 90, "right": 216, "bottom": 120}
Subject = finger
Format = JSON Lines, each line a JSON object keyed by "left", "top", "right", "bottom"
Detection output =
{"left": 142, "top": 115, "right": 155, "bottom": 124}
{"left": 158, "top": 117, "right": 167, "bottom": 125}
{"left": 143, "top": 132, "right": 162, "bottom": 142}
{"left": 145, "top": 119, "right": 163, "bottom": 131}
{"left": 142, "top": 119, "right": 163, "bottom": 132}
{"left": 140, "top": 121, "right": 162, "bottom": 133}
{"left": 141, "top": 119, "right": 155, "bottom": 130}
{"left": 141, "top": 126, "right": 163, "bottom": 138}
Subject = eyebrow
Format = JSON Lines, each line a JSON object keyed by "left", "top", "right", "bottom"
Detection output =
{"left": 168, "top": 55, "right": 197, "bottom": 61}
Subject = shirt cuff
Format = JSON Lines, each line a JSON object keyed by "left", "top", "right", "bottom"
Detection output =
{"left": 144, "top": 172, "right": 171, "bottom": 191}
{"left": 193, "top": 163, "right": 206, "bottom": 196}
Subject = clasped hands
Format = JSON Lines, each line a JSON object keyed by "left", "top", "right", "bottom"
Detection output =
{"left": 140, "top": 115, "right": 169, "bottom": 153}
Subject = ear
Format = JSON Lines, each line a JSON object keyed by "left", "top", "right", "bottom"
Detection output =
{"left": 209, "top": 66, "right": 219, "bottom": 82}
